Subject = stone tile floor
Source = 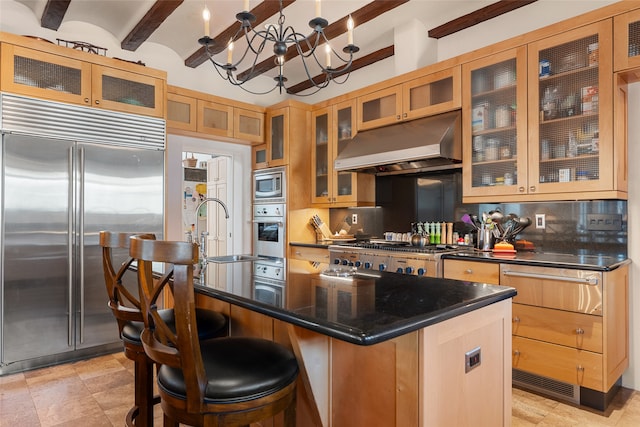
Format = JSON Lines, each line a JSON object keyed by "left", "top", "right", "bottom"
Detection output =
{"left": 1, "top": 352, "right": 640, "bottom": 426}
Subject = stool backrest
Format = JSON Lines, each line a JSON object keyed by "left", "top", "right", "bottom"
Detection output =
{"left": 129, "top": 236, "right": 206, "bottom": 413}
{"left": 99, "top": 231, "right": 156, "bottom": 333}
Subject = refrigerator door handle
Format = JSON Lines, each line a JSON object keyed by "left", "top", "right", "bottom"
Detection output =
{"left": 68, "top": 147, "right": 74, "bottom": 347}
{"left": 78, "top": 146, "right": 85, "bottom": 344}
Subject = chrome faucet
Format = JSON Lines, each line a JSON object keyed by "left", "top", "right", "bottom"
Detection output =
{"left": 194, "top": 197, "right": 230, "bottom": 264}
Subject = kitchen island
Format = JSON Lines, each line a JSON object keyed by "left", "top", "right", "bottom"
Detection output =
{"left": 194, "top": 259, "right": 516, "bottom": 427}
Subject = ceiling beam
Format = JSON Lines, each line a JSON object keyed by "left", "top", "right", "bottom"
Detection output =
{"left": 121, "top": 0, "right": 184, "bottom": 51}
{"left": 428, "top": 0, "right": 537, "bottom": 39}
{"left": 41, "top": 0, "right": 71, "bottom": 30}
{"left": 185, "top": 0, "right": 296, "bottom": 69}
{"left": 287, "top": 45, "right": 394, "bottom": 95}
{"left": 237, "top": 0, "right": 408, "bottom": 82}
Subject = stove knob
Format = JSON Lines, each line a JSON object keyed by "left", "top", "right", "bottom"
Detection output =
{"left": 379, "top": 264, "right": 386, "bottom": 271}
{"left": 354, "top": 261, "right": 362, "bottom": 267}
{"left": 406, "top": 267, "right": 414, "bottom": 275}
{"left": 417, "top": 268, "right": 426, "bottom": 276}
{"left": 333, "top": 259, "right": 341, "bottom": 265}
{"left": 396, "top": 267, "right": 404, "bottom": 274}
{"left": 364, "top": 262, "right": 372, "bottom": 269}
{"left": 341, "top": 259, "right": 349, "bottom": 266}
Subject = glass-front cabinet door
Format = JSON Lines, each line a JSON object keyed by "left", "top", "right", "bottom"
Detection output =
{"left": 614, "top": 9, "right": 640, "bottom": 72}
{"left": 92, "top": 65, "right": 164, "bottom": 117}
{"left": 527, "top": 20, "right": 613, "bottom": 195}
{"left": 266, "top": 107, "right": 288, "bottom": 168}
{"left": 1, "top": 44, "right": 92, "bottom": 106}
{"left": 333, "top": 100, "right": 358, "bottom": 204}
{"left": 462, "top": 47, "right": 527, "bottom": 199}
{"left": 311, "top": 107, "right": 331, "bottom": 203}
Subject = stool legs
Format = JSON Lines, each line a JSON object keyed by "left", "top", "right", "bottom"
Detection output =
{"left": 125, "top": 346, "right": 157, "bottom": 427}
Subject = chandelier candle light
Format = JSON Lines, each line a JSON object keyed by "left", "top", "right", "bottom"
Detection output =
{"left": 198, "top": 0, "right": 359, "bottom": 95}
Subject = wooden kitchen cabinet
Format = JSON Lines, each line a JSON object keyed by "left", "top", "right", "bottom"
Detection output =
{"left": 443, "top": 259, "right": 500, "bottom": 284}
{"left": 265, "top": 107, "right": 289, "bottom": 168}
{"left": 311, "top": 101, "right": 374, "bottom": 207}
{"left": 501, "top": 262, "right": 628, "bottom": 409}
{"left": 462, "top": 47, "right": 527, "bottom": 199}
{"left": 463, "top": 20, "right": 625, "bottom": 202}
{"left": 289, "top": 245, "right": 330, "bottom": 264}
{"left": 167, "top": 91, "right": 197, "bottom": 131}
{"left": 1, "top": 42, "right": 165, "bottom": 118}
{"left": 252, "top": 143, "right": 268, "bottom": 170}
{"left": 356, "top": 67, "right": 460, "bottom": 131}
{"left": 614, "top": 9, "right": 640, "bottom": 72}
{"left": 167, "top": 85, "right": 265, "bottom": 143}
{"left": 263, "top": 101, "right": 310, "bottom": 171}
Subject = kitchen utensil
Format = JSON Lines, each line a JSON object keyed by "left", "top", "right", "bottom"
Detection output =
{"left": 411, "top": 234, "right": 428, "bottom": 247}
{"left": 461, "top": 214, "right": 478, "bottom": 230}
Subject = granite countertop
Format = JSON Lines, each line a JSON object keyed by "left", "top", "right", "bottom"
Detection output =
{"left": 195, "top": 264, "right": 516, "bottom": 346}
{"left": 443, "top": 250, "right": 630, "bottom": 271}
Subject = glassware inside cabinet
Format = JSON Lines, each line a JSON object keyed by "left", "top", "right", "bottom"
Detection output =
{"left": 470, "top": 58, "right": 518, "bottom": 189}
{"left": 536, "top": 34, "right": 600, "bottom": 184}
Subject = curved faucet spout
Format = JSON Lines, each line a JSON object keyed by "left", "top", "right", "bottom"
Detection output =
{"left": 195, "top": 197, "right": 231, "bottom": 264}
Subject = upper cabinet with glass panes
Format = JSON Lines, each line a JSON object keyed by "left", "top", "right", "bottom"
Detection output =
{"left": 614, "top": 9, "right": 640, "bottom": 72}
{"left": 0, "top": 36, "right": 165, "bottom": 118}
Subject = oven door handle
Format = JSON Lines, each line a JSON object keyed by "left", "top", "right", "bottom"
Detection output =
{"left": 252, "top": 219, "right": 284, "bottom": 226}
{"left": 502, "top": 270, "right": 599, "bottom": 285}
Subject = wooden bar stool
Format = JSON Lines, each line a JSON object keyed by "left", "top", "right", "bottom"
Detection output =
{"left": 130, "top": 236, "right": 299, "bottom": 427}
{"left": 100, "top": 231, "right": 228, "bottom": 427}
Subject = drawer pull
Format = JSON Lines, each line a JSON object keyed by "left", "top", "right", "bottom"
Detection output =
{"left": 576, "top": 328, "right": 585, "bottom": 335}
{"left": 513, "top": 316, "right": 520, "bottom": 323}
{"left": 465, "top": 269, "right": 473, "bottom": 274}
{"left": 577, "top": 365, "right": 585, "bottom": 372}
{"left": 513, "top": 350, "right": 520, "bottom": 356}
{"left": 502, "top": 270, "right": 599, "bottom": 285}
{"left": 295, "top": 251, "right": 301, "bottom": 255}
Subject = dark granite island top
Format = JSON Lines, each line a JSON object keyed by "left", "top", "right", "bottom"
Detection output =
{"left": 195, "top": 264, "right": 516, "bottom": 346}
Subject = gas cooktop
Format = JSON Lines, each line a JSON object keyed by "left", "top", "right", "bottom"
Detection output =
{"left": 332, "top": 242, "right": 464, "bottom": 254}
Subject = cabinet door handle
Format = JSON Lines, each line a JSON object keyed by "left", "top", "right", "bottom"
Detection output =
{"left": 403, "top": 112, "right": 407, "bottom": 118}
{"left": 502, "top": 270, "right": 599, "bottom": 285}
{"left": 576, "top": 328, "right": 585, "bottom": 335}
{"left": 513, "top": 316, "right": 520, "bottom": 323}
{"left": 396, "top": 115, "right": 401, "bottom": 120}
{"left": 518, "top": 186, "right": 525, "bottom": 193}
{"left": 95, "top": 99, "right": 101, "bottom": 105}
{"left": 529, "top": 185, "right": 536, "bottom": 192}
{"left": 513, "top": 350, "right": 520, "bottom": 356}
{"left": 465, "top": 269, "right": 473, "bottom": 274}
{"left": 577, "top": 365, "right": 585, "bottom": 372}
{"left": 84, "top": 97, "right": 90, "bottom": 103}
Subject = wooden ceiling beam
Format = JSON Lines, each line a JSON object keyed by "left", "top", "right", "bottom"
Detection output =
{"left": 237, "top": 0, "right": 408, "bottom": 82}
{"left": 185, "top": 0, "right": 296, "bottom": 69}
{"left": 40, "top": 0, "right": 71, "bottom": 30}
{"left": 287, "top": 45, "right": 394, "bottom": 94}
{"left": 121, "top": 0, "right": 184, "bottom": 51}
{"left": 428, "top": 0, "right": 537, "bottom": 39}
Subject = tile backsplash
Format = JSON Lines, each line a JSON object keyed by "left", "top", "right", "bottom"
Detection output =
{"left": 330, "top": 199, "right": 627, "bottom": 257}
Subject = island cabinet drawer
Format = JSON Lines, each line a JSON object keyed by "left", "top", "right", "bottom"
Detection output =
{"left": 289, "top": 246, "right": 330, "bottom": 263}
{"left": 512, "top": 336, "right": 603, "bottom": 390}
{"left": 500, "top": 264, "right": 603, "bottom": 315}
{"left": 443, "top": 260, "right": 499, "bottom": 284}
{"left": 512, "top": 303, "right": 603, "bottom": 353}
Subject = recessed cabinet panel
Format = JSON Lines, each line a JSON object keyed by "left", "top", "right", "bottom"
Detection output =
{"left": 167, "top": 92, "right": 196, "bottom": 131}
{"left": 196, "top": 100, "right": 233, "bottom": 138}
{"left": 92, "top": 65, "right": 164, "bottom": 117}
{"left": 614, "top": 9, "right": 640, "bottom": 72}
{"left": 235, "top": 108, "right": 264, "bottom": 143}
{"left": 1, "top": 44, "right": 92, "bottom": 106}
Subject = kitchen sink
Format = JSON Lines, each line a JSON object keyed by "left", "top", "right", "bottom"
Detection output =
{"left": 206, "top": 254, "right": 262, "bottom": 263}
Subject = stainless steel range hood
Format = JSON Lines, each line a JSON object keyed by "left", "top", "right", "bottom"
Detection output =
{"left": 334, "top": 110, "right": 462, "bottom": 176}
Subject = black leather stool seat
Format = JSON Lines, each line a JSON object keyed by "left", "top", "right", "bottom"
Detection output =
{"left": 158, "top": 337, "right": 299, "bottom": 404}
{"left": 121, "top": 308, "right": 227, "bottom": 345}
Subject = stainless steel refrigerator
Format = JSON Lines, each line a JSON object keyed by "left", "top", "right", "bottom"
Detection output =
{"left": 0, "top": 94, "right": 165, "bottom": 374}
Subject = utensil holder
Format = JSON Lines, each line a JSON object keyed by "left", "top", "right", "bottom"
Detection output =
{"left": 476, "top": 226, "right": 494, "bottom": 251}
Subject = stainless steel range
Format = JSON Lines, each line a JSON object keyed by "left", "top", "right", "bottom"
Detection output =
{"left": 329, "top": 242, "right": 464, "bottom": 278}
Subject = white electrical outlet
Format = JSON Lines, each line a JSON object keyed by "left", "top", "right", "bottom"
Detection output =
{"left": 352, "top": 214, "right": 358, "bottom": 224}
{"left": 535, "top": 214, "right": 546, "bottom": 229}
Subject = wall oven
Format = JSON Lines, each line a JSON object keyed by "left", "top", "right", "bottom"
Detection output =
{"left": 253, "top": 259, "right": 285, "bottom": 308}
{"left": 253, "top": 203, "right": 286, "bottom": 260}
{"left": 254, "top": 166, "right": 285, "bottom": 203}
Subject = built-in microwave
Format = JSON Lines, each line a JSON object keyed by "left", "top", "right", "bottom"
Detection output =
{"left": 254, "top": 167, "right": 285, "bottom": 203}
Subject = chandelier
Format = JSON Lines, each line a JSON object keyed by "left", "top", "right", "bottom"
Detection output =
{"left": 198, "top": 0, "right": 359, "bottom": 95}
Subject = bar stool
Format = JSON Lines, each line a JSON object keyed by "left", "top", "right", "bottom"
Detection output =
{"left": 100, "top": 231, "right": 228, "bottom": 427}
{"left": 130, "top": 236, "right": 298, "bottom": 427}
